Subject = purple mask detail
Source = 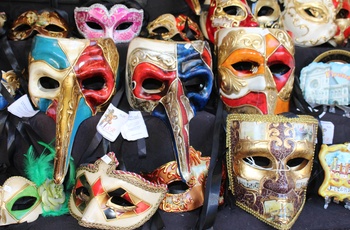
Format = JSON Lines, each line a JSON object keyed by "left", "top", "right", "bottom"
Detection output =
{"left": 74, "top": 3, "right": 144, "bottom": 43}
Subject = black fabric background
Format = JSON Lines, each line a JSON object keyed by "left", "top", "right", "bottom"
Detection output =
{"left": 1, "top": 0, "right": 350, "bottom": 229}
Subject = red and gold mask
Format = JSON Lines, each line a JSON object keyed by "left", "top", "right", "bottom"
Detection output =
{"left": 226, "top": 114, "right": 318, "bottom": 229}
{"left": 216, "top": 27, "right": 295, "bottom": 114}
{"left": 8, "top": 10, "right": 69, "bottom": 41}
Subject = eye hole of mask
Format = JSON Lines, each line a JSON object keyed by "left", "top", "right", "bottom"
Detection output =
{"left": 44, "top": 24, "right": 65, "bottom": 32}
{"left": 183, "top": 75, "right": 206, "bottom": 93}
{"left": 82, "top": 75, "right": 106, "bottom": 90}
{"left": 269, "top": 63, "right": 291, "bottom": 77}
{"left": 40, "top": 76, "right": 60, "bottom": 89}
{"left": 151, "top": 26, "right": 170, "bottom": 35}
{"left": 223, "top": 6, "right": 245, "bottom": 16}
{"left": 116, "top": 22, "right": 133, "bottom": 31}
{"left": 168, "top": 181, "right": 189, "bottom": 194}
{"left": 287, "top": 157, "right": 309, "bottom": 170}
{"left": 108, "top": 188, "right": 135, "bottom": 207}
{"left": 75, "top": 186, "right": 91, "bottom": 201}
{"left": 86, "top": 21, "right": 103, "bottom": 30}
{"left": 258, "top": 6, "right": 274, "bottom": 16}
{"left": 12, "top": 24, "right": 32, "bottom": 32}
{"left": 243, "top": 156, "right": 272, "bottom": 169}
{"left": 304, "top": 8, "right": 325, "bottom": 19}
{"left": 11, "top": 196, "right": 37, "bottom": 211}
{"left": 232, "top": 61, "right": 259, "bottom": 74}
{"left": 142, "top": 78, "right": 165, "bottom": 93}
{"left": 337, "top": 8, "right": 349, "bottom": 19}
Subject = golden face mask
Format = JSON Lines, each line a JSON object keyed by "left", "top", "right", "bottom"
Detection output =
{"left": 8, "top": 10, "right": 69, "bottom": 41}
{"left": 226, "top": 114, "right": 318, "bottom": 230}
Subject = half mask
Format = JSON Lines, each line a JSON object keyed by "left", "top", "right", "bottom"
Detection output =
{"left": 247, "top": 0, "right": 283, "bottom": 28}
{"left": 331, "top": 0, "right": 350, "bottom": 46}
{"left": 8, "top": 10, "right": 69, "bottom": 41}
{"left": 0, "top": 70, "right": 20, "bottom": 110}
{"left": 226, "top": 113, "right": 318, "bottom": 229}
{"left": 199, "top": 0, "right": 259, "bottom": 43}
{"left": 125, "top": 37, "right": 213, "bottom": 182}
{"left": 28, "top": 35, "right": 119, "bottom": 184}
{"left": 69, "top": 152, "right": 167, "bottom": 229}
{"left": 147, "top": 14, "right": 204, "bottom": 41}
{"left": 215, "top": 27, "right": 295, "bottom": 114}
{"left": 281, "top": 0, "right": 338, "bottom": 47}
{"left": 74, "top": 3, "right": 144, "bottom": 44}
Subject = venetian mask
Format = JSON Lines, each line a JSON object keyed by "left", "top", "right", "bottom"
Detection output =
{"left": 247, "top": 0, "right": 283, "bottom": 28}
{"left": 199, "top": 0, "right": 259, "bottom": 43}
{"left": 125, "top": 37, "right": 213, "bottom": 182}
{"left": 0, "top": 177, "right": 42, "bottom": 226}
{"left": 331, "top": 0, "right": 350, "bottom": 46}
{"left": 69, "top": 152, "right": 167, "bottom": 229}
{"left": 226, "top": 113, "right": 318, "bottom": 229}
{"left": 8, "top": 10, "right": 69, "bottom": 41}
{"left": 215, "top": 27, "right": 295, "bottom": 114}
{"left": 147, "top": 14, "right": 204, "bottom": 41}
{"left": 28, "top": 35, "right": 119, "bottom": 184}
{"left": 142, "top": 146, "right": 210, "bottom": 212}
{"left": 74, "top": 3, "right": 144, "bottom": 44}
{"left": 281, "top": 0, "right": 338, "bottom": 47}
{"left": 0, "top": 70, "right": 20, "bottom": 110}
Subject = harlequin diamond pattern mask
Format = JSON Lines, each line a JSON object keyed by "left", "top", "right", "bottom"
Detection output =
{"left": 226, "top": 114, "right": 318, "bottom": 230}
{"left": 126, "top": 37, "right": 213, "bottom": 182}
{"left": 28, "top": 35, "right": 119, "bottom": 184}
{"left": 69, "top": 152, "right": 167, "bottom": 229}
{"left": 216, "top": 27, "right": 295, "bottom": 114}
{"left": 74, "top": 3, "right": 144, "bottom": 44}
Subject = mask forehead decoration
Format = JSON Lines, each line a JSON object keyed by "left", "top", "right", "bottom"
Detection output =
{"left": 74, "top": 3, "right": 144, "bottom": 44}
{"left": 216, "top": 27, "right": 295, "bottom": 115}
{"left": 147, "top": 14, "right": 204, "bottom": 41}
{"left": 126, "top": 37, "right": 213, "bottom": 182}
{"left": 331, "top": 0, "right": 350, "bottom": 46}
{"left": 8, "top": 10, "right": 69, "bottom": 41}
{"left": 318, "top": 143, "right": 350, "bottom": 210}
{"left": 28, "top": 35, "right": 119, "bottom": 184}
{"left": 281, "top": 0, "right": 338, "bottom": 47}
{"left": 142, "top": 146, "right": 210, "bottom": 212}
{"left": 247, "top": 0, "right": 284, "bottom": 28}
{"left": 226, "top": 114, "right": 318, "bottom": 230}
{"left": 0, "top": 177, "right": 42, "bottom": 226}
{"left": 200, "top": 0, "right": 259, "bottom": 43}
{"left": 69, "top": 152, "right": 167, "bottom": 229}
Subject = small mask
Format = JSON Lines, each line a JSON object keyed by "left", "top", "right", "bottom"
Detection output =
{"left": 331, "top": 0, "right": 350, "bottom": 46}
{"left": 0, "top": 177, "right": 42, "bottom": 226}
{"left": 74, "top": 3, "right": 144, "bottom": 44}
{"left": 126, "top": 37, "right": 213, "bottom": 182}
{"left": 69, "top": 152, "right": 167, "bottom": 229}
{"left": 226, "top": 113, "right": 318, "bottom": 229}
{"left": 0, "top": 70, "right": 20, "bottom": 110}
{"left": 28, "top": 35, "right": 119, "bottom": 184}
{"left": 199, "top": 0, "right": 259, "bottom": 43}
{"left": 8, "top": 10, "right": 69, "bottom": 41}
{"left": 247, "top": 0, "right": 283, "bottom": 28}
{"left": 215, "top": 27, "right": 295, "bottom": 114}
{"left": 0, "top": 12, "right": 6, "bottom": 28}
{"left": 147, "top": 14, "right": 204, "bottom": 41}
{"left": 142, "top": 146, "right": 210, "bottom": 212}
{"left": 281, "top": 0, "right": 338, "bottom": 47}
{"left": 318, "top": 143, "right": 350, "bottom": 210}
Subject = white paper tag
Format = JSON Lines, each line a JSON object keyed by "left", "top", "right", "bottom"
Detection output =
{"left": 96, "top": 104, "right": 129, "bottom": 142}
{"left": 320, "top": 120, "right": 335, "bottom": 144}
{"left": 121, "top": 111, "right": 149, "bottom": 141}
{"left": 7, "top": 94, "right": 39, "bottom": 118}
{"left": 101, "top": 154, "right": 112, "bottom": 164}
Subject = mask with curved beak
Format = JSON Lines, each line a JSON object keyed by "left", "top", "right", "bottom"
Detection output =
{"left": 126, "top": 37, "right": 213, "bottom": 182}
{"left": 28, "top": 35, "right": 119, "bottom": 184}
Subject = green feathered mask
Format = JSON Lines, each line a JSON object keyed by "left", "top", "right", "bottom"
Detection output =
{"left": 24, "top": 141, "right": 76, "bottom": 217}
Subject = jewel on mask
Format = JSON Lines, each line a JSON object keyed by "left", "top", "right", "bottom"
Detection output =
{"left": 8, "top": 10, "right": 69, "bottom": 41}
{"left": 74, "top": 3, "right": 144, "bottom": 44}
{"left": 226, "top": 113, "right": 318, "bottom": 230}
{"left": 215, "top": 27, "right": 295, "bottom": 115}
{"left": 69, "top": 152, "right": 167, "bottom": 229}
{"left": 126, "top": 37, "right": 213, "bottom": 182}
{"left": 28, "top": 35, "right": 119, "bottom": 184}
